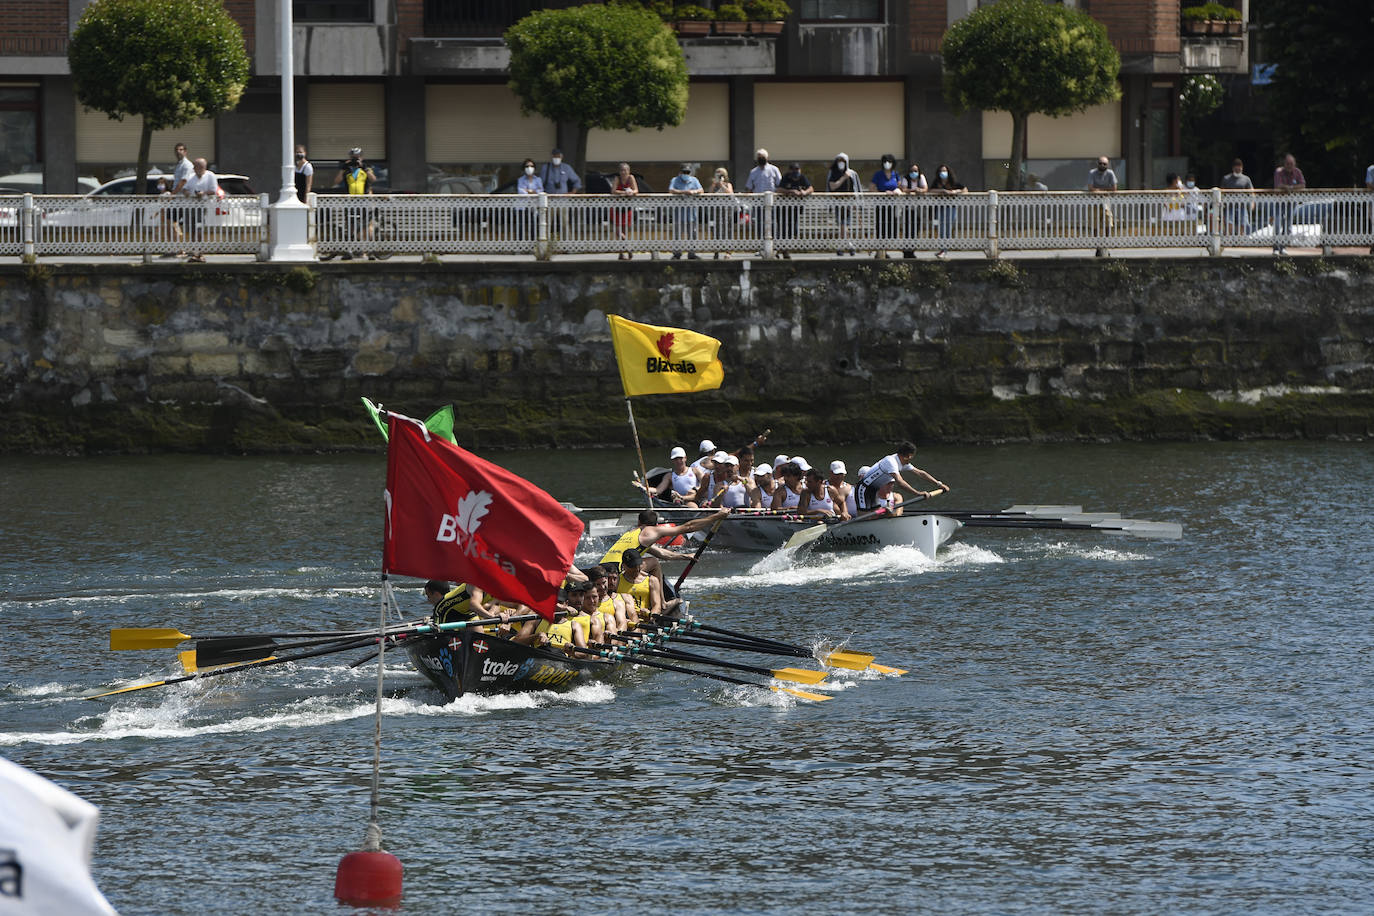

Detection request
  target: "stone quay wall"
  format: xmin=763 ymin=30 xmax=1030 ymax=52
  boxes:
xmin=2 ymin=257 xmax=1372 ymax=454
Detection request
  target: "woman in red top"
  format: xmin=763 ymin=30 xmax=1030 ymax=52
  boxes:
xmin=612 ymin=162 xmax=638 ymax=260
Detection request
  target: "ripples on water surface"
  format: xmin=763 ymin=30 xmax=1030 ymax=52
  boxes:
xmin=2 ymin=443 xmax=1372 ymax=914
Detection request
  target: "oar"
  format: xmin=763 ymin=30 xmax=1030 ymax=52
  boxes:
xmin=111 ymin=626 xmax=374 ymax=651
xmin=92 ymin=615 xmax=548 ymax=698
xmin=673 ymin=508 xmax=729 ymax=593
xmin=589 ymin=645 xmax=831 ymax=702
xmin=642 ymin=617 xmax=885 ymax=672
xmin=86 ymin=634 xmax=383 ymax=700
xmin=606 ymin=633 xmax=826 ymax=685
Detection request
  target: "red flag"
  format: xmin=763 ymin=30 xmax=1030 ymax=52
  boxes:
xmin=382 ymin=415 xmax=583 ymax=618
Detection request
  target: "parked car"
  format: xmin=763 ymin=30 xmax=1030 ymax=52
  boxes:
xmin=40 ymin=173 xmax=260 ymax=230
xmin=0 ymin=172 xmax=102 ymax=195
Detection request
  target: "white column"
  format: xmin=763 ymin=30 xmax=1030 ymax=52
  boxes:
xmin=267 ymin=0 xmax=314 ymax=261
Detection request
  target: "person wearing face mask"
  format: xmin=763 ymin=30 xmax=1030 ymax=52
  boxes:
xmin=776 ymin=161 xmax=812 ymax=258
xmin=827 ymin=153 xmax=861 ymax=256
xmin=1086 ymin=155 xmax=1118 ymax=257
xmin=868 ymin=154 xmax=901 ymax=259
xmin=929 ymin=163 xmax=965 ymax=259
xmin=898 ymin=163 xmax=927 ymax=258
xmin=538 ymin=148 xmax=580 ymax=240
xmin=668 ymin=162 xmax=704 ymax=260
xmin=1182 ymin=172 xmax=1204 ymax=229
xmin=744 ymin=148 xmax=781 ymax=193
xmin=708 ymin=167 xmax=735 ymax=260
xmin=1219 ymin=158 xmax=1255 ymax=235
xmin=293 ymin=145 xmax=313 ymax=203
xmin=515 ymin=157 xmax=544 ymax=241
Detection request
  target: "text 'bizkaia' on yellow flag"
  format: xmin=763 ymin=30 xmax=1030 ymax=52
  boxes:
xmin=607 ymin=315 xmax=725 ymax=397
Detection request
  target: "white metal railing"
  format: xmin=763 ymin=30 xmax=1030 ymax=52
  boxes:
xmin=8 ymin=189 xmax=1373 ymax=260
xmin=21 ymin=193 xmax=268 ymax=259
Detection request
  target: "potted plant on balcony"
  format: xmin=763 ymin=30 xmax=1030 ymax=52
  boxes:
xmin=744 ymin=0 xmax=791 ymax=35
xmin=715 ymin=4 xmax=750 ymax=35
xmin=1182 ymin=3 xmax=1242 ymax=37
xmin=673 ymin=4 xmax=715 ymax=36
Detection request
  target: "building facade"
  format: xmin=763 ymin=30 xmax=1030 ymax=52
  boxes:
xmin=0 ymin=1 xmax=1248 ymax=195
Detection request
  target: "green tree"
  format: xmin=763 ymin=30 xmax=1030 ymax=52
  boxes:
xmin=68 ymin=0 xmax=249 ymax=191
xmin=1253 ymin=0 xmax=1374 ymax=186
xmin=942 ymin=0 xmax=1121 ymax=190
xmin=505 ymin=3 xmax=689 ymax=176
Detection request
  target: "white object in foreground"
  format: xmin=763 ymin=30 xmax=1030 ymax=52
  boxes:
xmin=0 ymin=757 xmax=117 ymax=915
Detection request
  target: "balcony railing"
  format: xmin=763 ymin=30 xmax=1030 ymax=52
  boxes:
xmin=4 ymin=190 xmax=1370 ymax=260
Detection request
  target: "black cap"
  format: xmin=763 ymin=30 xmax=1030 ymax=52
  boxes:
xmin=567 ymin=580 xmax=594 ymax=594
xmin=621 ymin=548 xmax=643 ymax=567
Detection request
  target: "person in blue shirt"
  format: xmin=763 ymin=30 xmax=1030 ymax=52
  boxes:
xmin=515 ymin=157 xmax=544 ymax=241
xmin=868 ymin=154 xmax=901 ymax=259
xmin=668 ymin=163 xmax=704 ymax=260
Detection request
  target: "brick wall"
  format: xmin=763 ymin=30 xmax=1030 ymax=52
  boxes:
xmin=0 ymin=0 xmax=257 ymax=57
xmin=397 ymin=0 xmax=424 ymax=61
xmin=909 ymin=0 xmax=1183 ymax=58
xmin=0 ymin=0 xmax=68 ymax=56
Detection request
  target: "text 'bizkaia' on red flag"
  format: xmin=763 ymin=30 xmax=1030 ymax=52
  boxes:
xmin=607 ymin=314 xmax=724 ymax=397
xmin=382 ymin=414 xmax=583 ymax=618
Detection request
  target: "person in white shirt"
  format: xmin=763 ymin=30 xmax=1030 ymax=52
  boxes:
xmin=826 ymin=460 xmax=853 ymax=520
xmin=183 ymin=158 xmax=218 ymax=263
xmin=855 ymin=441 xmax=948 ymax=512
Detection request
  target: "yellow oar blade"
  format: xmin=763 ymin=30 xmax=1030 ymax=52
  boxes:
xmin=110 ymin=628 xmax=193 ymax=651
xmin=85 ymin=680 xmax=172 ymax=700
xmin=867 ymin=663 xmax=907 ymax=676
xmin=773 ymin=686 xmax=833 ymax=702
xmin=822 ymin=651 xmax=876 ymax=670
xmin=772 ymin=667 xmax=827 ymax=685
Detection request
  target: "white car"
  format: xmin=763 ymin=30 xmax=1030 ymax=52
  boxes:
xmin=39 ymin=173 xmax=262 ymax=230
xmin=0 ymin=172 xmax=101 ymax=195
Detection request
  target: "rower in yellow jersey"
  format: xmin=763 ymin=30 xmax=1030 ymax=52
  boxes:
xmin=600 ymin=507 xmax=730 ymax=566
xmin=616 ymin=549 xmax=663 ymax=621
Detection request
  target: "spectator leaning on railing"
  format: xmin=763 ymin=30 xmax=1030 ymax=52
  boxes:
xmin=1087 ymin=155 xmax=1118 ymax=257
xmin=1272 ymin=153 xmax=1306 ymax=255
xmin=1364 ymin=159 xmax=1373 ymax=254
xmin=1220 ymin=158 xmax=1255 ymax=235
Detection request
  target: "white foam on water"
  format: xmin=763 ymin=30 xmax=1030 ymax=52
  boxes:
xmin=1028 ymin=540 xmax=1151 ymax=562
xmin=5 ymin=583 xmax=375 ymax=608
xmin=6 ymin=681 xmax=69 ymax=698
xmin=693 ymin=542 xmax=1004 ymax=592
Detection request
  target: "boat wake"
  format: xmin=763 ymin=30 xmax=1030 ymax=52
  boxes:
xmin=689 ymin=542 xmax=1005 ymax=591
xmin=1 ymin=678 xmax=618 ymax=747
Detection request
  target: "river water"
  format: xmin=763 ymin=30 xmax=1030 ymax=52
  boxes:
xmin=2 ymin=441 xmax=1371 ymax=915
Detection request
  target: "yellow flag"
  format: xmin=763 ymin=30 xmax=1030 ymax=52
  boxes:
xmin=607 ymin=315 xmax=725 ymax=397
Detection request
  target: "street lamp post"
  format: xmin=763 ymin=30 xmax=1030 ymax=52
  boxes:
xmin=268 ymin=0 xmax=314 ymax=261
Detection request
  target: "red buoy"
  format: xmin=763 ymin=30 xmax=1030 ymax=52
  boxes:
xmin=335 ymin=849 xmax=403 ymax=908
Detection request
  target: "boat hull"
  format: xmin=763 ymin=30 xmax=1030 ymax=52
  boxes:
xmin=649 ymin=498 xmax=963 ymax=559
xmin=406 ymin=626 xmax=613 ymax=702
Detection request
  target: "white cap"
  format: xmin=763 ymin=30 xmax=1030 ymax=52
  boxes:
xmin=698 ymin=439 xmax=715 ymax=454
xmin=713 ymin=451 xmax=730 ymax=463
xmin=858 ymin=466 xmax=871 ymax=477
xmin=830 ymin=460 xmax=847 ymax=475
xmin=723 ymin=455 xmax=739 ymax=466
xmin=753 ymin=466 xmax=772 ymax=477
xmin=793 ymin=456 xmax=812 ymax=472
xmin=772 ymin=455 xmax=790 ymax=469
xmin=669 ymin=446 xmax=686 ymax=459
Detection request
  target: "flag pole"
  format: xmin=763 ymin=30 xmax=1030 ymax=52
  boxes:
xmin=624 ymin=397 xmax=654 ymax=509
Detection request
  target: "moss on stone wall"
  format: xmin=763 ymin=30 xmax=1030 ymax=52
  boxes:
xmin=1 ymin=257 xmax=1371 ymax=454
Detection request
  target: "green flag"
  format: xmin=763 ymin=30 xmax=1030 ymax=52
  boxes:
xmin=361 ymin=398 xmax=457 ymax=445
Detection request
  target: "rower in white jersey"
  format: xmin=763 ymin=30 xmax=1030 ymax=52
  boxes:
xmin=689 ymin=439 xmax=717 ymax=476
xmin=845 ymin=465 xmax=868 ymax=517
xmin=798 ymin=467 xmax=842 ymax=516
xmin=855 ymin=440 xmax=949 ymax=512
xmin=770 ymin=461 xmax=805 ymax=511
xmin=703 ymin=454 xmax=750 ymax=508
xmin=826 ymin=460 xmax=853 ymax=520
xmin=643 ymin=445 xmax=701 ymax=505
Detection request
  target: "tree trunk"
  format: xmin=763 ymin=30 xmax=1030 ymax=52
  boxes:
xmin=136 ymin=120 xmax=153 ymax=195
xmin=1006 ymin=112 xmax=1027 ymax=191
xmin=571 ymin=124 xmax=589 ymax=190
